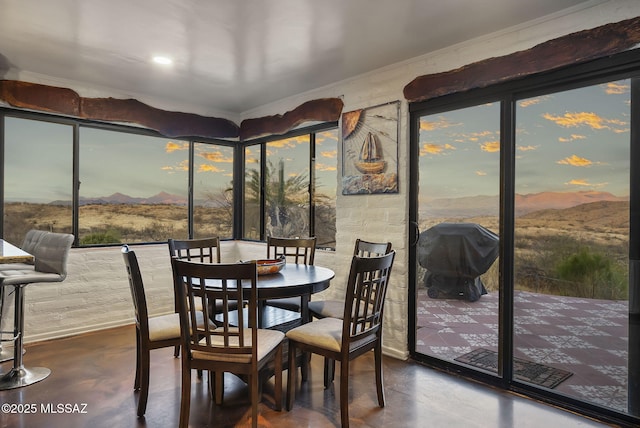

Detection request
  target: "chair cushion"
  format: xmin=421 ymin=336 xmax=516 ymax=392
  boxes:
xmin=148 ymin=313 xmax=182 ymax=342
xmin=192 ymin=328 xmax=284 ymax=363
xmin=286 ymin=317 xmax=377 ymax=353
xmin=0 ymin=267 xmax=64 ymax=285
xmin=308 ymin=300 xmax=344 ymax=319
xmin=286 ymin=317 xmax=344 ymax=352
xmin=148 ymin=311 xmax=211 ymax=342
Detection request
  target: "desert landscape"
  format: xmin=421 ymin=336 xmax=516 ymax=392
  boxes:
xmin=418 ymin=193 xmax=629 ymax=299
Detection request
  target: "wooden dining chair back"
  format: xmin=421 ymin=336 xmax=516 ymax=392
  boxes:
xmin=168 ymin=237 xmax=221 ymax=263
xmin=167 ymin=237 xmax=230 ymax=354
xmin=353 ymin=238 xmax=392 ymax=258
xmin=286 ymin=250 xmax=396 ymax=428
xmin=122 ymin=245 xmax=182 ymax=417
xmin=309 ymin=239 xmax=392 ymax=320
xmin=171 ymin=258 xmax=284 ymax=428
xmin=265 ymin=236 xmax=316 ymax=313
xmin=267 ymin=236 xmax=316 ymax=265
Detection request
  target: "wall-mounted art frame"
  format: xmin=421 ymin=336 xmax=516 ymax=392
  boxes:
xmin=341 ymin=100 xmax=399 ymax=195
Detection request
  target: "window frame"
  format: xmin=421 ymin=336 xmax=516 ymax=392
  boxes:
xmin=238 ymin=121 xmax=338 ymax=244
xmin=408 ymin=49 xmax=640 ymax=426
xmin=0 ymin=107 xmax=337 ymax=248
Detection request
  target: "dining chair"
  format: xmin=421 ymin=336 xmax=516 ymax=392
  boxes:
xmin=285 ymin=250 xmax=396 ymax=428
xmin=0 ymin=231 xmax=74 ymax=390
xmin=308 ymin=239 xmax=392 ymax=386
xmin=171 ymin=258 xmax=284 ymax=428
xmin=308 ymin=239 xmax=392 ymax=320
xmin=264 ymin=236 xmax=316 ymax=314
xmin=121 ymin=245 xmax=210 ymax=417
xmin=168 ymin=237 xmax=237 ymax=354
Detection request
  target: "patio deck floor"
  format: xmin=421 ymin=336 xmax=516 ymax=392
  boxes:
xmin=415 ymin=288 xmax=629 ymax=412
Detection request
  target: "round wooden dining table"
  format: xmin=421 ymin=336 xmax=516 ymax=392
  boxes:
xmin=201 ymin=263 xmax=335 ymax=329
xmin=255 ymin=263 xmax=334 ymax=327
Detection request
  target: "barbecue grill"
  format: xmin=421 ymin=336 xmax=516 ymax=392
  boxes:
xmin=417 ymin=222 xmax=499 ymax=302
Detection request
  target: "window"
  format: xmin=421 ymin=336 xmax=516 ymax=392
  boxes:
xmin=410 ymin=55 xmax=640 ymax=425
xmin=2 ymin=116 xmax=73 ymax=245
xmin=314 ymin=129 xmax=338 ymax=249
xmin=265 ymin=135 xmax=311 ymax=238
xmin=243 ymin=126 xmax=338 ymax=247
xmin=2 ymin=112 xmax=336 ymax=248
xmin=243 ymin=144 xmax=261 ymax=240
xmin=514 ymin=80 xmax=630 ymax=410
xmin=78 ymin=127 xmax=188 ymax=244
xmin=193 ymin=142 xmax=234 ymax=239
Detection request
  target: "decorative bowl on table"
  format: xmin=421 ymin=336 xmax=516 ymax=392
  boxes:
xmin=256 ymin=255 xmax=286 ymax=275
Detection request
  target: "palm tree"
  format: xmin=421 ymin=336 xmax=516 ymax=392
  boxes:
xmin=245 ymin=158 xmax=310 ymax=238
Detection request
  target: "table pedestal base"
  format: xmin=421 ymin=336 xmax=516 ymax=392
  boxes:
xmin=0 ymin=366 xmax=50 ymax=390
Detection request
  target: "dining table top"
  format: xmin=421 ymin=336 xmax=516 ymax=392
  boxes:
xmin=0 ymin=239 xmax=34 ymax=264
xmin=253 ymin=263 xmax=334 ymax=299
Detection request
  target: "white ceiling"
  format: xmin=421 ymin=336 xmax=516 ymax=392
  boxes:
xmin=0 ymin=0 xmax=597 ymax=116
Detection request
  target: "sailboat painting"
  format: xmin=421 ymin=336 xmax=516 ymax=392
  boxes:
xmin=342 ymin=101 xmax=399 ymax=195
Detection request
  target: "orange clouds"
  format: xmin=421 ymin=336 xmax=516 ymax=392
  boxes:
xmin=420 ymin=117 xmax=458 ymax=131
xmin=480 ymin=141 xmax=500 ymax=153
xmin=519 ymin=98 xmax=543 ymax=108
xmin=565 ymin=178 xmax=607 ymax=188
xmin=165 ymin=141 xmax=189 ymax=153
xmin=320 ymin=150 xmax=337 ymax=159
xmin=420 ymin=143 xmax=455 ymax=155
xmin=199 ymin=151 xmax=232 ymax=163
xmin=162 ymin=159 xmax=189 ymax=172
xmin=558 ymin=134 xmax=586 ymax=142
xmin=543 ymin=111 xmax=626 ymax=131
xmin=316 ymin=162 xmax=337 ymax=172
xmin=604 ymin=82 xmax=628 ymax=95
xmin=198 ymin=164 xmax=223 ymax=173
xmin=557 ymin=154 xmax=592 ymax=167
xmin=268 ymin=136 xmax=308 ymax=148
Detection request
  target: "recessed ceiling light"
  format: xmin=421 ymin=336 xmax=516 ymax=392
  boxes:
xmin=152 ymin=56 xmax=173 ymax=65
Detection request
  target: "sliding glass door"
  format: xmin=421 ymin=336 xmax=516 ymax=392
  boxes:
xmin=410 ymin=68 xmax=639 ymax=423
xmin=513 ymin=80 xmax=630 ymax=411
xmin=414 ymin=102 xmax=501 ymax=366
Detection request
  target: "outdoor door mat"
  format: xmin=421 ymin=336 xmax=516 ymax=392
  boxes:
xmin=454 ymin=348 xmax=573 ymax=389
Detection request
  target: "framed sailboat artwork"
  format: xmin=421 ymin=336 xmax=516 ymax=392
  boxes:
xmin=341 ymin=101 xmax=399 ymax=195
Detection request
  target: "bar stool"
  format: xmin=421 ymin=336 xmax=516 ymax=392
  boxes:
xmin=0 ymin=231 xmax=73 ymax=390
xmin=0 ymin=230 xmax=48 ymax=362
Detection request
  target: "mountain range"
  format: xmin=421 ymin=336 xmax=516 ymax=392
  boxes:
xmin=50 ymin=191 xmax=188 ymax=206
xmin=52 ymin=189 xmax=628 ymax=215
xmin=422 ymin=190 xmax=628 ymax=218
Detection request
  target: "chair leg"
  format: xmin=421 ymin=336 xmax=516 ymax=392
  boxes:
xmin=340 ymin=359 xmax=350 ymax=428
xmin=286 ymin=341 xmax=297 ymax=411
xmin=174 ymin=344 xmax=180 ymax=358
xmin=300 ymin=350 xmax=310 ymax=382
xmin=324 ymin=357 xmax=335 ymax=388
xmin=134 ymin=330 xmax=141 ymax=391
xmin=214 ymin=371 xmax=224 ymax=405
xmin=374 ymin=342 xmax=385 ymax=407
xmin=179 ymin=362 xmax=192 ymax=428
xmin=137 ymin=348 xmax=150 ymax=417
xmin=274 ymin=344 xmax=283 ymax=411
xmin=250 ymin=373 xmax=259 ymax=428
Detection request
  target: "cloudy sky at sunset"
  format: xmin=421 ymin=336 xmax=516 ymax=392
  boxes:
xmin=4 ymin=119 xmax=338 ymax=203
xmin=418 ymin=79 xmax=630 ymax=201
